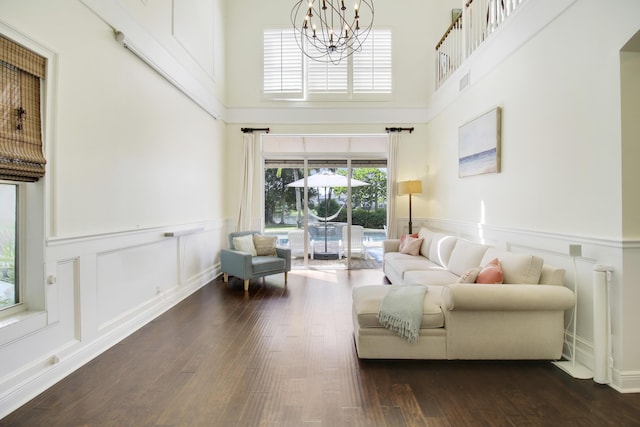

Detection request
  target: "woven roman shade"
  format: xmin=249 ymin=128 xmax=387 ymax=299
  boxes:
xmin=0 ymin=34 xmax=47 ymax=182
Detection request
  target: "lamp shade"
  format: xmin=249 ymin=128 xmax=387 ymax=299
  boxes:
xmin=397 ymin=180 xmax=423 ymax=195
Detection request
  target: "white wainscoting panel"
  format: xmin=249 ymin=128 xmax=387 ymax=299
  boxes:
xmin=179 ymin=229 xmax=219 ymax=286
xmin=96 ymin=239 xmax=178 ymax=329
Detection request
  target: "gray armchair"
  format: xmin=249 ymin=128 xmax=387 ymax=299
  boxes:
xmin=220 ymin=231 xmax=291 ymax=291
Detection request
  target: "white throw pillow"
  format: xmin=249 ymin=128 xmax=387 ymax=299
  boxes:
xmin=456 ymin=267 xmax=482 ymax=283
xmin=428 ymin=233 xmax=458 ymax=267
xmin=480 ymin=248 xmax=543 ymax=284
xmin=447 ymin=239 xmax=490 ymax=277
xmin=233 ymin=234 xmax=257 ymax=255
xmin=417 ymin=227 xmax=435 ymax=257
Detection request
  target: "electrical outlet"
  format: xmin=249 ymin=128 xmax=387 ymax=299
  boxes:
xmin=569 ymin=244 xmax=582 ymax=257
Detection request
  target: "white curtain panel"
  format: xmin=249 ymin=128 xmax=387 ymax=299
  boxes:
xmin=386 ymin=131 xmax=399 ymax=239
xmin=236 ymin=132 xmax=255 ymax=231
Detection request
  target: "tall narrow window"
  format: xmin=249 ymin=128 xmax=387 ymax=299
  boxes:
xmin=0 ymin=34 xmax=47 ymax=315
xmin=0 ymin=183 xmax=17 ymax=309
xmin=353 ymin=29 xmax=392 ymax=93
xmin=263 ymin=29 xmax=304 ymax=99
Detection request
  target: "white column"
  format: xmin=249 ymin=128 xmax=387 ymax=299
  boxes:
xmin=593 ymin=264 xmax=613 ymax=384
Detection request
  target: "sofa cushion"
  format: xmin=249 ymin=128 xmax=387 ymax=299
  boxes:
xmin=352 ymin=285 xmax=444 ymax=329
xmin=384 ymin=252 xmax=441 ymax=271
xmin=417 ymin=227 xmax=436 ymax=257
xmin=251 ymin=256 xmax=285 ymax=274
xmin=476 ymin=258 xmax=504 ymax=284
xmin=428 ymin=234 xmax=458 ymax=267
xmin=481 ymin=248 xmax=543 ymax=284
xmin=399 ymin=237 xmax=423 ymax=255
xmin=447 ymin=239 xmax=490 ymax=276
xmin=539 ymin=264 xmax=566 ymax=286
xmin=404 ymin=269 xmax=460 ymax=286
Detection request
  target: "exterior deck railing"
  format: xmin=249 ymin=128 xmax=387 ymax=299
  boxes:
xmin=436 ymin=0 xmax=527 ymax=89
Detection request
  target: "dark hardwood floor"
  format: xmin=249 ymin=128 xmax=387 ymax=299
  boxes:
xmin=3 ymin=268 xmax=640 ymax=426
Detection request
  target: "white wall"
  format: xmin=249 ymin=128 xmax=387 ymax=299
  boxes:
xmin=0 ymin=0 xmax=226 ymax=417
xmin=621 ymin=46 xmax=640 ymax=239
xmin=620 ymin=35 xmax=640 ymax=386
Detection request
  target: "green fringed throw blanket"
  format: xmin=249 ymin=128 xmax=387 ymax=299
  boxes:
xmin=376 ymin=285 xmax=428 ymax=343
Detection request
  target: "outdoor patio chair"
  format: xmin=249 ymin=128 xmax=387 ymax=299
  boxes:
xmin=288 ymin=229 xmax=314 ymax=259
xmin=341 ymin=225 xmax=367 ymax=259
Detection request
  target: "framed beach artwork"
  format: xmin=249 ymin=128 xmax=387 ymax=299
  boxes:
xmin=458 ymin=107 xmax=502 ymax=178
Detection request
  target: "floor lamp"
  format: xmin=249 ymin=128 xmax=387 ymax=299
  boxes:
xmin=398 ymin=180 xmax=422 ymax=234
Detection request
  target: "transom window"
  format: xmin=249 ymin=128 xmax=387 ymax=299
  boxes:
xmin=263 ymin=28 xmax=392 ymax=100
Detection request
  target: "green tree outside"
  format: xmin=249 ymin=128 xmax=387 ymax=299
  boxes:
xmin=264 ymin=167 xmax=387 ymax=229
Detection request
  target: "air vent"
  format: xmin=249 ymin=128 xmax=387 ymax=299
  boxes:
xmin=459 ymin=72 xmax=470 ymax=92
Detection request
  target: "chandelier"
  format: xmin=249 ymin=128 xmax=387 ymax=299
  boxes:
xmin=291 ymin=0 xmax=374 ymax=65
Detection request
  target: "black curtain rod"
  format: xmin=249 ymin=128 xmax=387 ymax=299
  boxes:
xmin=386 ymin=127 xmax=414 ymax=133
xmin=241 ymin=127 xmax=270 ymax=133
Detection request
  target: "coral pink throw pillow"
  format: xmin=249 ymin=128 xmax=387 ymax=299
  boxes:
xmin=399 ymin=237 xmax=423 ymax=255
xmin=400 ymin=233 xmax=419 ymax=244
xmin=476 ymin=258 xmax=504 ymax=284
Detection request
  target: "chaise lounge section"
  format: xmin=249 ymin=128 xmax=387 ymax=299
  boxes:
xmin=352 ymin=227 xmax=576 ymax=360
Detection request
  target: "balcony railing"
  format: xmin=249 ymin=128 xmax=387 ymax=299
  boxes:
xmin=436 ymin=0 xmax=527 ymax=89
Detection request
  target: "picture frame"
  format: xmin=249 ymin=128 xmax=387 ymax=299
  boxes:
xmin=458 ymin=107 xmax=502 ymax=178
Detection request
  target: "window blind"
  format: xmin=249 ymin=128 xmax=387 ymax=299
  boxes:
xmin=263 ymin=29 xmax=303 ymax=97
xmin=263 ymin=29 xmax=392 ymax=98
xmin=0 ymin=35 xmax=47 ymax=182
xmin=265 ymin=159 xmax=387 ymax=168
xmin=307 ymin=58 xmax=348 ymax=93
xmin=353 ymin=29 xmax=392 ymax=93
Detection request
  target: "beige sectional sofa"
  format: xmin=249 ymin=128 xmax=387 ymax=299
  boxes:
xmin=352 ymin=227 xmax=576 ymax=360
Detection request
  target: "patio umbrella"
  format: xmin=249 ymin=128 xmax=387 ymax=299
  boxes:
xmin=287 ymin=171 xmax=369 ymax=258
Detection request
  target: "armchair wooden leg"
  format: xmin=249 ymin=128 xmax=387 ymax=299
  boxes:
xmin=284 ymin=271 xmax=288 ymax=284
xmin=223 ymin=273 xmax=228 ymax=283
xmin=244 ymin=279 xmax=249 ymax=291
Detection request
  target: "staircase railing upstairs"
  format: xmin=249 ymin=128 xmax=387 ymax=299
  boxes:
xmin=436 ymin=0 xmax=527 ymax=89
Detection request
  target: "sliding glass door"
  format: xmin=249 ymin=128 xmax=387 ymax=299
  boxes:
xmin=264 ymin=160 xmax=387 ymax=270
